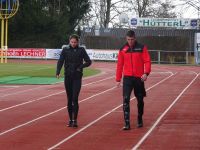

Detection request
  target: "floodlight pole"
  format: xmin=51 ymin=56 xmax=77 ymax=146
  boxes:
xmin=1 ymin=19 xmax=4 ymax=63
xmin=0 ymin=0 xmax=19 ymax=63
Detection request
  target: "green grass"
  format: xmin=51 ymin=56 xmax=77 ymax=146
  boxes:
xmin=0 ymin=63 xmax=100 ymax=78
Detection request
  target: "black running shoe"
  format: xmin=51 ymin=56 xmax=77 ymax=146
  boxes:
xmin=122 ymin=124 xmax=130 ymax=130
xmin=137 ymin=118 xmax=143 ymax=128
xmin=67 ymin=120 xmax=73 ymax=127
xmin=72 ymin=120 xmax=78 ymax=128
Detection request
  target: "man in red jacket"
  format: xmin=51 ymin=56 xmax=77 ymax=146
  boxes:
xmin=116 ymin=30 xmax=151 ymax=130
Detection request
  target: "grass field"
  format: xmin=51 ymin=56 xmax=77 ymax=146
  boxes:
xmin=0 ymin=63 xmax=100 ymax=84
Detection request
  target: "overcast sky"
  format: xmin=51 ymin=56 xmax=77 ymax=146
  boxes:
xmin=120 ymin=0 xmax=200 ymax=19
xmin=173 ymin=0 xmax=199 ymax=18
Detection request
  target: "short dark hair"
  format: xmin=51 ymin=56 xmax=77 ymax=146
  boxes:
xmin=69 ymin=34 xmax=79 ymax=41
xmin=126 ymin=30 xmax=135 ymax=37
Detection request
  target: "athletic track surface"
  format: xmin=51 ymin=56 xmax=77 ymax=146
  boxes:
xmin=0 ymin=60 xmax=200 ymax=150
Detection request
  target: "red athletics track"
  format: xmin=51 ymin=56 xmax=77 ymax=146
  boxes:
xmin=0 ymin=60 xmax=199 ymax=150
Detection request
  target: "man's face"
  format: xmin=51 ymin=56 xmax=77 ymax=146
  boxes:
xmin=70 ymin=38 xmax=78 ymax=48
xmin=126 ymin=36 xmax=135 ymax=47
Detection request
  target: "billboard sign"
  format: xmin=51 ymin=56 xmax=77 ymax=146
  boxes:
xmin=130 ymin=18 xmax=198 ymax=29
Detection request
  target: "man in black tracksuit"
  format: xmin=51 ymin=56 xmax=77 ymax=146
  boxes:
xmin=56 ymin=34 xmax=92 ymax=128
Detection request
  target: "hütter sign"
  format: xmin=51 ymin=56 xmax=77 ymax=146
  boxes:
xmin=130 ymin=18 xmax=198 ymax=29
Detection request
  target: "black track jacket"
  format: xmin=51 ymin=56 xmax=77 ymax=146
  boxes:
xmin=56 ymin=45 xmax=92 ymax=78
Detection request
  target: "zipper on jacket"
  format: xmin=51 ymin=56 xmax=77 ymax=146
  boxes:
xmin=130 ymin=48 xmax=134 ymax=76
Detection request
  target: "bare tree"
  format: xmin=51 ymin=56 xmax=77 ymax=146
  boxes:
xmin=81 ymin=0 xmax=178 ymax=28
xmin=129 ymin=0 xmax=157 ymax=17
xmin=154 ymin=0 xmax=177 ymax=18
xmin=175 ymin=0 xmax=200 ymax=18
xmin=81 ymin=0 xmax=130 ymax=28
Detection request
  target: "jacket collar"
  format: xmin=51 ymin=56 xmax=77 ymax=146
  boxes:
xmin=69 ymin=45 xmax=79 ymax=49
xmin=121 ymin=41 xmax=138 ymax=52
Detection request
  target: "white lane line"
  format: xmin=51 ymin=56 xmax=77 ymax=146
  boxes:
xmin=0 ymin=76 xmax=114 ymax=112
xmin=47 ymin=72 xmax=175 ymax=150
xmin=0 ymin=86 xmax=21 ymax=92
xmin=53 ymin=71 xmax=107 ymax=84
xmin=0 ymin=85 xmax=52 ymax=98
xmin=0 ymin=86 xmax=20 ymax=88
xmin=0 ymin=72 xmax=174 ymax=137
xmin=0 ymin=86 xmax=116 ymax=136
xmin=0 ymin=74 xmax=113 ymax=98
xmin=150 ymin=71 xmax=173 ymax=74
xmin=131 ymin=73 xmax=200 ymax=150
xmin=82 ymin=76 xmax=114 ymax=87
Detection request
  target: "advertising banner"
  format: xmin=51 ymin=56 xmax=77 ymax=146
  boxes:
xmin=45 ymin=49 xmax=94 ymax=60
xmin=130 ymin=18 xmax=198 ymax=29
xmin=46 ymin=49 xmax=62 ymax=59
xmin=5 ymin=48 xmax=119 ymax=61
xmin=91 ymin=49 xmax=118 ymax=61
xmin=7 ymin=48 xmax=46 ymax=58
xmin=46 ymin=49 xmax=118 ymax=61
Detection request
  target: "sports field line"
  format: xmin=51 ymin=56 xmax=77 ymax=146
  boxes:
xmin=150 ymin=71 xmax=174 ymax=74
xmin=0 ymin=76 xmax=114 ymax=112
xmin=0 ymin=71 xmax=173 ymax=137
xmin=0 ymin=85 xmax=53 ymax=98
xmin=131 ymin=72 xmax=200 ymax=150
xmin=0 ymin=75 xmax=114 ymax=98
xmin=47 ymin=72 xmax=175 ymax=150
xmin=0 ymin=86 xmax=21 ymax=92
xmin=0 ymin=86 xmax=20 ymax=88
xmin=0 ymin=85 xmax=117 ymax=136
xmin=53 ymin=71 xmax=107 ymax=84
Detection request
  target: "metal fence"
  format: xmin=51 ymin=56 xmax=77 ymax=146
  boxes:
xmin=149 ymin=50 xmax=195 ymax=64
xmin=81 ymin=28 xmax=197 ymax=51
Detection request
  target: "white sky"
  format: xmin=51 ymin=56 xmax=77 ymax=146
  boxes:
xmin=123 ymin=0 xmax=200 ymax=19
xmin=173 ymin=0 xmax=199 ymax=19
xmin=89 ymin=0 xmax=200 ymax=28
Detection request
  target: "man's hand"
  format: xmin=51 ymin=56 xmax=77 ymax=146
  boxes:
xmin=56 ymin=74 xmax=61 ymax=79
xmin=116 ymin=81 xmax=121 ymax=87
xmin=77 ymin=68 xmax=81 ymax=72
xmin=141 ymin=74 xmax=148 ymax=82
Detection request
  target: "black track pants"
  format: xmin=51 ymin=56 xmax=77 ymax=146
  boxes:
xmin=123 ymin=76 xmax=146 ymax=124
xmin=64 ymin=76 xmax=82 ymax=121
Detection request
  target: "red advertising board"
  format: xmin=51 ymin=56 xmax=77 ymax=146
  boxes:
xmin=4 ymin=48 xmax=46 ymax=58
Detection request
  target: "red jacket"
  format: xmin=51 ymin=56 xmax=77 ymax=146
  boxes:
xmin=116 ymin=42 xmax=151 ymax=82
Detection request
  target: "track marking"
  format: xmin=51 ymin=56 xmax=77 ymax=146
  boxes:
xmin=0 ymin=86 xmax=20 ymax=88
xmin=0 ymin=86 xmax=116 ymax=136
xmin=53 ymin=71 xmax=107 ymax=84
xmin=131 ymin=73 xmax=200 ymax=150
xmin=0 ymin=75 xmax=114 ymax=99
xmin=0 ymin=86 xmax=21 ymax=92
xmin=47 ymin=72 xmax=175 ymax=150
xmin=150 ymin=71 xmax=174 ymax=74
xmin=0 ymin=72 xmax=173 ymax=137
xmin=0 ymin=76 xmax=114 ymax=112
xmin=0 ymin=74 xmax=114 ymax=98
xmin=0 ymin=85 xmax=53 ymax=98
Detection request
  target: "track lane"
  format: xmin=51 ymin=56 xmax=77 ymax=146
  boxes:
xmin=48 ymin=72 xmax=196 ymax=150
xmin=135 ymin=73 xmax=200 ymax=150
xmin=0 ymin=76 xmax=114 ymax=111
xmin=1 ymin=62 xmax=198 ymax=150
xmin=0 ymin=72 xmax=172 ymax=150
xmin=0 ymin=77 xmax=116 ymax=133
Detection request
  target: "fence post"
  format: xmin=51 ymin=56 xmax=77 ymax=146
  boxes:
xmin=158 ymin=51 xmax=161 ymax=64
xmin=186 ymin=51 xmax=188 ymax=64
